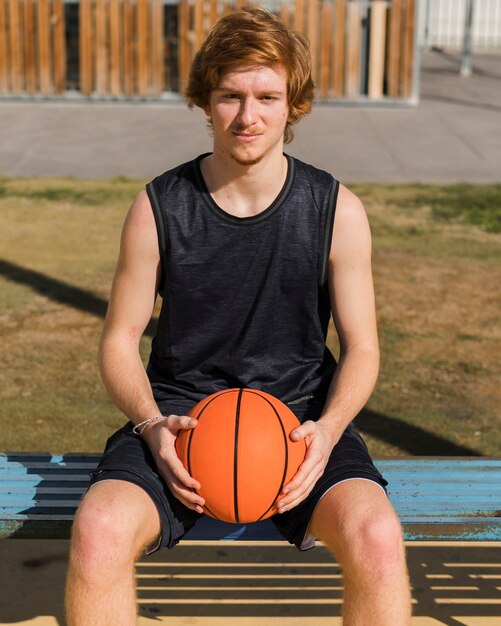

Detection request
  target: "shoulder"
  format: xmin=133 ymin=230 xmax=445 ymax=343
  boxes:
xmin=124 ymin=189 xmax=153 ymax=230
xmin=119 ymin=190 xmax=159 ymax=262
xmin=336 ymin=184 xmax=367 ymax=223
xmin=331 ymin=184 xmax=372 ymax=260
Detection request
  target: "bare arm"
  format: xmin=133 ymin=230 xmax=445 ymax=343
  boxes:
xmin=99 ymin=190 xmax=204 ymax=512
xmin=99 ymin=190 xmax=162 ymax=422
xmin=317 ymin=183 xmax=379 ymax=440
xmin=278 ymin=184 xmax=379 ymax=511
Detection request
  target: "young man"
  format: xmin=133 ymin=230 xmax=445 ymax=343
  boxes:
xmin=66 ymin=8 xmax=412 ymax=625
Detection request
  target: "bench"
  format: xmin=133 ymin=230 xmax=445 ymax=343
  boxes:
xmin=1 ymin=454 xmax=500 ymax=541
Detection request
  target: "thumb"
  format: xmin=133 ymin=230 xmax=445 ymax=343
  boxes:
xmin=290 ymin=420 xmax=316 ymax=441
xmin=169 ymin=414 xmax=198 ymax=431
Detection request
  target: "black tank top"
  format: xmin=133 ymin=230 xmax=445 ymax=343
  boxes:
xmin=145 ymin=153 xmax=339 ymax=406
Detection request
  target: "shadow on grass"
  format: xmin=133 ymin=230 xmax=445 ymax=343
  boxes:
xmin=356 ymin=408 xmax=482 ymax=457
xmin=0 ymin=258 xmax=482 ymax=457
xmin=0 ymin=258 xmax=158 ymax=337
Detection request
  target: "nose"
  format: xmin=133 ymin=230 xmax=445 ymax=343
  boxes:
xmin=237 ymin=97 xmax=258 ymax=128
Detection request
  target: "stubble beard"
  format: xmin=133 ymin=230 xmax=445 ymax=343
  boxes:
xmin=230 ymin=152 xmax=264 ymax=167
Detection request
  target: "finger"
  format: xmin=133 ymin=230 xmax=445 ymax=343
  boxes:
xmin=158 ymin=449 xmax=201 ymax=491
xmin=282 ymin=447 xmax=323 ymax=494
xmin=161 ymin=465 xmax=205 ymax=513
xmin=167 ymin=414 xmax=198 ymax=432
xmin=277 ymin=466 xmax=324 ymax=512
xmin=289 ymin=419 xmax=317 ymax=442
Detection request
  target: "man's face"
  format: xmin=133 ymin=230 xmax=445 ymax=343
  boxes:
xmin=205 ymin=64 xmax=289 ymax=166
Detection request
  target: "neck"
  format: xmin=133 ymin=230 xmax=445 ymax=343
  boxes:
xmin=200 ymin=149 xmax=288 ymax=218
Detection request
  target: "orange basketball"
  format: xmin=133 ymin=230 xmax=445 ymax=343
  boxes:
xmin=175 ymin=388 xmax=306 ymax=523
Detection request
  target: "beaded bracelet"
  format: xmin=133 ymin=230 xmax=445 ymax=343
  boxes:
xmin=132 ymin=415 xmax=168 ymax=437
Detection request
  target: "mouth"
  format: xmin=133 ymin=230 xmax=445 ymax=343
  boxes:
xmin=232 ymin=131 xmax=262 ymax=142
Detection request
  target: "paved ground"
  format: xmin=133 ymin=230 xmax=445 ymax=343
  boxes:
xmin=0 ymin=50 xmax=500 ymax=183
xmin=1 ymin=540 xmax=500 ymax=625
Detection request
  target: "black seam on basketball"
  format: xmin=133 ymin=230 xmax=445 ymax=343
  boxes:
xmin=203 ymin=503 xmax=218 ymax=519
xmin=186 ymin=425 xmax=194 ymax=478
xmin=233 ymin=389 xmax=244 ymax=524
xmin=245 ymin=390 xmax=289 ymax=522
xmin=189 ymin=389 xmax=240 ymax=420
xmin=186 ymin=389 xmax=239 ymax=515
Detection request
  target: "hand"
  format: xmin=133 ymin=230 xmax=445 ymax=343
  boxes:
xmin=276 ymin=420 xmax=337 ymax=514
xmin=141 ymin=415 xmax=205 ymax=513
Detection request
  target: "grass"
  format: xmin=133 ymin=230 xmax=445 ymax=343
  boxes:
xmin=0 ymin=178 xmax=500 ymax=456
xmin=410 ymin=184 xmax=501 ymax=233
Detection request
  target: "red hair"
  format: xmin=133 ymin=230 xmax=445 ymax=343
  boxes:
xmin=185 ymin=8 xmax=314 ymax=143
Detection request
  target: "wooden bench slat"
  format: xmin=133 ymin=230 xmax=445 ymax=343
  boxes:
xmin=1 ymin=455 xmax=500 ymax=541
xmin=0 ymin=453 xmax=101 ymax=463
xmin=1 ymin=479 xmax=498 ymax=496
xmin=2 ymin=515 xmax=498 ymax=542
xmin=3 ymin=455 xmax=500 ymax=468
xmin=3 ymin=500 xmax=499 ymax=514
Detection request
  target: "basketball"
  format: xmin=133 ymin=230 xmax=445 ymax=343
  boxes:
xmin=175 ymin=388 xmax=307 ymax=523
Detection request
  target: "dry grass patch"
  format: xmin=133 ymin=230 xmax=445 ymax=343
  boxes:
xmin=0 ymin=178 xmax=499 ymax=456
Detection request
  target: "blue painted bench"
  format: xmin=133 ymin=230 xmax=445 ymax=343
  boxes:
xmin=1 ymin=454 xmax=500 ymax=541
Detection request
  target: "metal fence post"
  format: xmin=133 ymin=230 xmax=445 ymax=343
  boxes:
xmin=460 ymin=0 xmax=474 ymax=76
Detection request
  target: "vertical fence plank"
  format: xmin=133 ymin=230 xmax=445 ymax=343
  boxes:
xmin=151 ymin=0 xmax=164 ymax=95
xmin=319 ymin=0 xmax=331 ymax=98
xmin=194 ymin=0 xmax=205 ymax=50
xmin=387 ymin=0 xmax=401 ymax=98
xmin=294 ymin=0 xmax=304 ymax=32
xmin=109 ymin=0 xmax=121 ymax=95
xmin=307 ymin=0 xmax=318 ymax=84
xmin=178 ymin=0 xmax=190 ymax=95
xmin=333 ymin=0 xmax=346 ymax=97
xmin=95 ymin=0 xmax=109 ymax=95
xmin=38 ymin=0 xmax=52 ymax=93
xmin=137 ymin=0 xmax=149 ymax=95
xmin=345 ymin=0 xmax=361 ymax=98
xmin=8 ymin=0 xmax=22 ymax=92
xmin=23 ymin=0 xmax=36 ymax=93
xmin=53 ymin=0 xmax=67 ymax=93
xmin=209 ymin=0 xmax=218 ymax=28
xmin=123 ymin=0 xmax=134 ymax=95
xmin=79 ymin=0 xmax=93 ymax=95
xmin=368 ymin=0 xmax=386 ymax=99
xmin=0 ymin=0 xmax=8 ymax=92
xmin=401 ymin=0 xmax=415 ymax=97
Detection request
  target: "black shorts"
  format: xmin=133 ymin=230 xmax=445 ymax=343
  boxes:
xmin=88 ymin=395 xmax=388 ymax=553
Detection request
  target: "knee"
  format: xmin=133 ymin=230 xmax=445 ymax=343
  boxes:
xmin=340 ymin=510 xmax=405 ymax=579
xmin=69 ymin=499 xmax=138 ymax=581
xmin=360 ymin=511 xmax=404 ymax=569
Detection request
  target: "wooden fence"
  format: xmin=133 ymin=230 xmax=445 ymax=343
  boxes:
xmin=0 ymin=0 xmax=66 ymax=94
xmin=179 ymin=0 xmax=417 ymax=99
xmin=0 ymin=0 xmax=418 ymax=101
xmin=79 ymin=0 xmax=165 ymax=96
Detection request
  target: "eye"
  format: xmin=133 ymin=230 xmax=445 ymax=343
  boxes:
xmin=223 ymin=93 xmax=240 ymax=100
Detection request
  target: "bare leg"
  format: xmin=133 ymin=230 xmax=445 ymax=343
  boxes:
xmin=309 ymin=479 xmax=412 ymax=626
xmin=65 ymin=480 xmax=161 ymax=626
